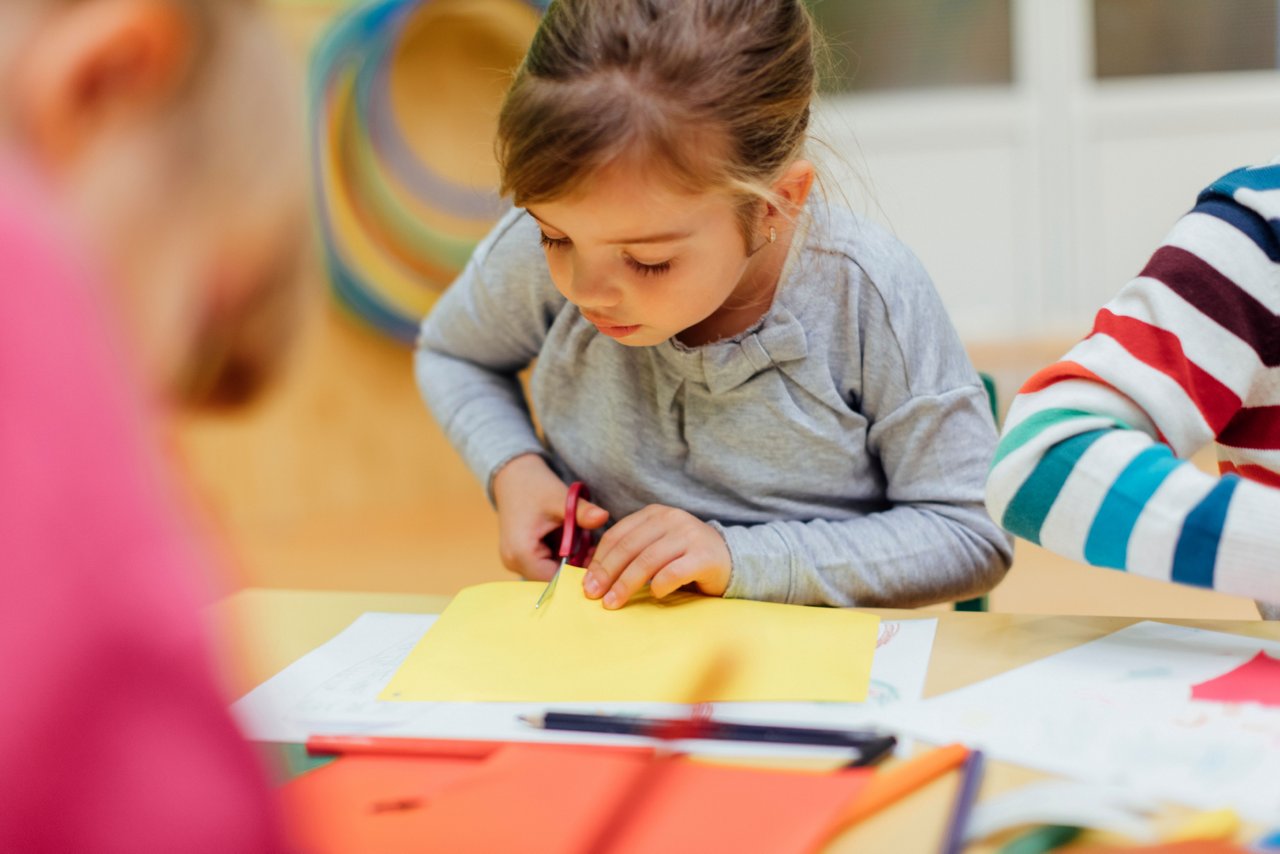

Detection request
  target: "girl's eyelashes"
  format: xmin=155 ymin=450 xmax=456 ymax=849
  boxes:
xmin=625 ymin=256 xmax=672 ymax=277
xmin=539 ymin=232 xmax=571 ymax=250
xmin=539 ymin=230 xmax=671 ymax=276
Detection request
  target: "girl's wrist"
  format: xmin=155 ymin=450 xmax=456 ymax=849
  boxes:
xmin=493 ymin=453 xmax=552 ymax=505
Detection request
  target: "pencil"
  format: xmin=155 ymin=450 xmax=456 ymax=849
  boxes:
xmin=520 ymin=710 xmax=889 ymax=749
xmin=938 ymin=749 xmax=985 ymax=854
xmin=304 ymin=734 xmax=653 ymax=760
xmin=833 ymin=742 xmax=970 ymax=829
xmin=306 ymin=735 xmax=503 ymax=759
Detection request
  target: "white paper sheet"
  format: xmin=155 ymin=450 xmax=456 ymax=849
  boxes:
xmin=232 ymin=612 xmax=935 ymax=759
xmin=891 ymin=620 xmax=1280 ymax=822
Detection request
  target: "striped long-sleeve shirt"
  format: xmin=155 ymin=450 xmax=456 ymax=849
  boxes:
xmin=987 ymin=163 xmax=1280 ymax=605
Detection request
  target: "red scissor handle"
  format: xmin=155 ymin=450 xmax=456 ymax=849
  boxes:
xmin=558 ymin=481 xmax=594 ymax=566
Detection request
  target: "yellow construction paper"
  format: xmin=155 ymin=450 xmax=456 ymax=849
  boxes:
xmin=379 ymin=566 xmax=880 ymax=703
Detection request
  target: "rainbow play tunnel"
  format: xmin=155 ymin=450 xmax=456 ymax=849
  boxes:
xmin=311 ymin=0 xmax=544 ymax=342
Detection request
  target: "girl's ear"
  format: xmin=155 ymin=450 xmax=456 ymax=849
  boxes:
xmin=14 ymin=0 xmax=194 ymax=168
xmin=770 ymin=159 xmax=817 ymax=217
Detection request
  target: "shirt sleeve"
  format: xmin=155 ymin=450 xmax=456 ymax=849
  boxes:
xmin=720 ymin=239 xmax=1014 ymax=607
xmin=415 ymin=208 xmax=566 ymax=499
xmin=985 ymin=166 xmax=1280 ymax=603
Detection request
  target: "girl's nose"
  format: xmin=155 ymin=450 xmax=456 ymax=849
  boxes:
xmin=567 ymin=259 xmax=621 ymax=309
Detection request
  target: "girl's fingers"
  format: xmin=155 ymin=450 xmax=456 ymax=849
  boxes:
xmin=582 ymin=511 xmax=645 ymax=593
xmin=523 ymin=555 xmax=562 ymax=582
xmin=574 ymin=499 xmax=610 ymax=530
xmin=648 ymin=557 xmax=703 ymax=599
xmin=503 ymin=513 xmax=561 ymax=579
xmin=516 ymin=533 xmax=560 ymax=581
xmin=602 ymin=538 xmax=687 ymax=609
xmin=584 ymin=508 xmax=661 ymax=598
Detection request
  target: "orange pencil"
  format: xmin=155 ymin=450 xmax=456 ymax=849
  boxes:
xmin=833 ymin=742 xmax=970 ymax=829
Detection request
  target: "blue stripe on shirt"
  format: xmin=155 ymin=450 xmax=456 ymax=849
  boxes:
xmin=1169 ymin=475 xmax=1238 ymax=590
xmin=1083 ymin=444 xmax=1180 ymax=569
xmin=1191 ymin=197 xmax=1280 ymax=263
xmin=1002 ymin=430 xmax=1108 ymax=546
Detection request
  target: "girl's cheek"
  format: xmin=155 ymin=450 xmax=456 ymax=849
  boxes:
xmin=543 ymin=252 xmax=572 ymax=297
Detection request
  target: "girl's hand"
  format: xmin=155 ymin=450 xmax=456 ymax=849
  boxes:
xmin=583 ymin=505 xmax=731 ymax=609
xmin=492 ymin=455 xmax=609 ymax=581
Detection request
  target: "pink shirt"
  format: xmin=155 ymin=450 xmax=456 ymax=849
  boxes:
xmin=0 ymin=155 xmax=288 ymax=852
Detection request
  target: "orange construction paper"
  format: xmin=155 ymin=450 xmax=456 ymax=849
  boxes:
xmin=599 ymin=756 xmax=872 ymax=854
xmin=281 ymin=744 xmax=872 ymax=854
xmin=281 ymin=754 xmax=482 ymax=854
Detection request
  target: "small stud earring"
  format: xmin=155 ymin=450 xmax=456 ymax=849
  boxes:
xmin=769 ymin=226 xmax=777 ymax=244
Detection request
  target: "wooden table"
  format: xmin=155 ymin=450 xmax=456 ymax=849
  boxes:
xmin=214 ymin=590 xmax=1280 ymax=853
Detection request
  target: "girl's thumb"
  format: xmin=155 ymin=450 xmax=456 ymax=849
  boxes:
xmin=575 ymin=500 xmax=609 ymax=529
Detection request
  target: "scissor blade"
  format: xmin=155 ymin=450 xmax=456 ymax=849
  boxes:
xmin=534 ymin=560 xmax=567 ymax=610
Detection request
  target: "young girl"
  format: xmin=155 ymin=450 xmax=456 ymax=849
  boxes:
xmin=417 ymin=0 xmax=1012 ymax=609
xmin=1 ymin=0 xmax=302 ymax=849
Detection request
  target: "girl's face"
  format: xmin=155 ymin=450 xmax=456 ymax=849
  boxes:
xmin=527 ymin=160 xmax=786 ymax=347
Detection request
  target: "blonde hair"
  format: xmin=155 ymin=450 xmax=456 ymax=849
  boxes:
xmin=0 ymin=0 xmax=302 ymax=410
xmin=496 ymin=0 xmax=817 ymax=243
xmin=165 ymin=0 xmax=307 ymax=409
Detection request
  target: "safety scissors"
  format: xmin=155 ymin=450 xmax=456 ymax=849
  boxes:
xmin=534 ymin=481 xmax=594 ymax=610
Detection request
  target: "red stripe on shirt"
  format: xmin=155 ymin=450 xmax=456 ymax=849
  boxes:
xmin=1091 ymin=309 xmax=1241 ymax=434
xmin=1218 ymin=460 xmax=1280 ymax=488
xmin=1219 ymin=405 xmax=1280 ymax=450
xmin=1019 ymin=361 xmax=1106 ymax=395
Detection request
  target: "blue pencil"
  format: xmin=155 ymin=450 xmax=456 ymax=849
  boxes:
xmin=938 ymin=749 xmax=985 ymax=854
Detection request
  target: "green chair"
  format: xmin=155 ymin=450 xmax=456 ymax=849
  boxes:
xmin=954 ymin=372 xmax=1000 ymax=613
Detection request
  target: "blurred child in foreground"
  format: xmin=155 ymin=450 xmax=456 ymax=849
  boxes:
xmin=0 ymin=0 xmax=306 ymax=850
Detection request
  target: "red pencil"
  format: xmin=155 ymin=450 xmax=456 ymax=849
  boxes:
xmin=305 ymin=734 xmax=653 ymax=760
xmin=306 ymin=735 xmax=506 ymax=759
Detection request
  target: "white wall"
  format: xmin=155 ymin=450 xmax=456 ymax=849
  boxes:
xmin=814 ymin=0 xmax=1280 ymax=344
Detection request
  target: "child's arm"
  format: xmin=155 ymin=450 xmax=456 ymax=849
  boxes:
xmin=415 ymin=209 xmax=558 ymax=500
xmin=712 ymin=384 xmax=1012 ymax=607
xmin=417 ymin=210 xmax=613 ymax=579
xmin=986 ymin=165 xmax=1280 ymax=604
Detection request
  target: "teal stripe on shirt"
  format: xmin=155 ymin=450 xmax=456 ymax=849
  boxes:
xmin=1083 ymin=444 xmax=1181 ymax=570
xmin=992 ymin=408 xmax=1097 ymax=470
xmin=1170 ymin=475 xmax=1239 ymax=589
xmin=1002 ymin=429 xmax=1109 ymax=545
xmin=1207 ymin=164 xmax=1280 ymax=197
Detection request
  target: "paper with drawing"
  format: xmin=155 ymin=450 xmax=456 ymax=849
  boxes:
xmin=892 ymin=621 xmax=1280 ymax=822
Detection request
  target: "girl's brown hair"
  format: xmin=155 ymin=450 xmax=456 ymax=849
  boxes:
xmin=496 ymin=0 xmax=817 ymax=242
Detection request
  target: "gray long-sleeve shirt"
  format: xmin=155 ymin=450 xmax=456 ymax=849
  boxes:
xmin=415 ymin=201 xmax=1013 ymax=607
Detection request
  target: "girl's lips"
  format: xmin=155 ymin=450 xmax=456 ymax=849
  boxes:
xmin=582 ymin=312 xmax=640 ymax=338
xmin=595 ymin=323 xmax=641 ymax=339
